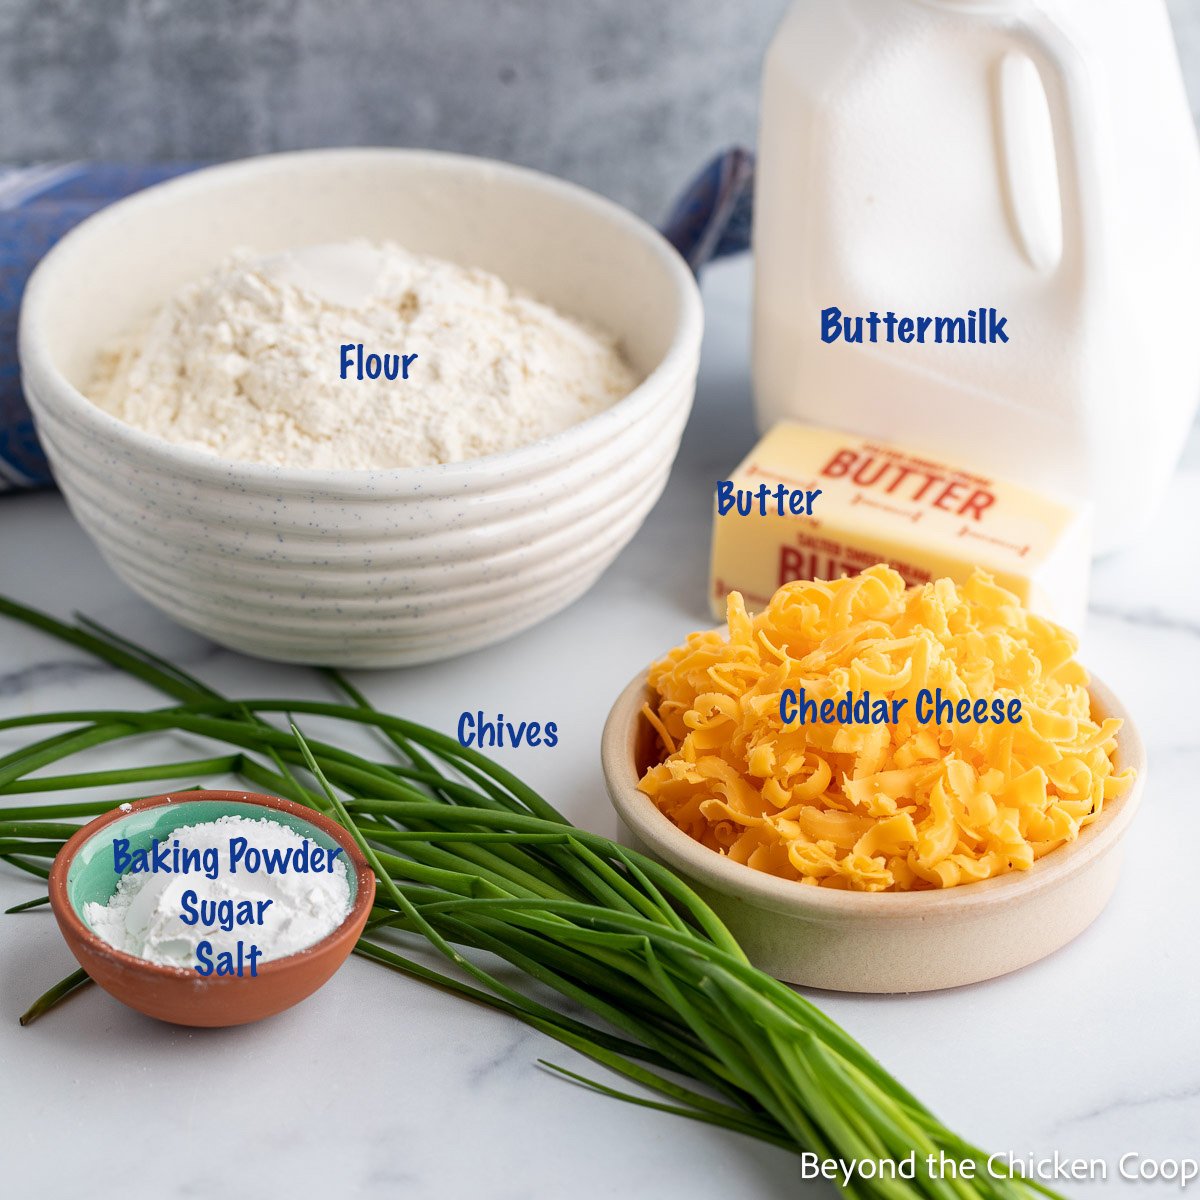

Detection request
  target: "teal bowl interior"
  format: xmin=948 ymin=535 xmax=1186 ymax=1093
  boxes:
xmin=68 ymin=800 xmax=358 ymax=928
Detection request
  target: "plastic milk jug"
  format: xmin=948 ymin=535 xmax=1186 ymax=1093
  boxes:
xmin=754 ymin=0 xmax=1200 ymax=553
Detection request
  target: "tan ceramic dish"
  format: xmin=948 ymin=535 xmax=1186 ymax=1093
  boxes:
xmin=49 ymin=790 xmax=375 ymax=1026
xmin=602 ymin=672 xmax=1145 ymax=993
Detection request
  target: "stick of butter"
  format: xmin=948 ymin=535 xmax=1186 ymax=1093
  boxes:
xmin=710 ymin=422 xmax=1091 ymax=630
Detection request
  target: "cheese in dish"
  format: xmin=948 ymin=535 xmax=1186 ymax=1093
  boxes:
xmin=638 ymin=565 xmax=1133 ymax=892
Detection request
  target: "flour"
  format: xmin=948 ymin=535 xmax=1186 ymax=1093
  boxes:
xmin=88 ymin=239 xmax=638 ymax=469
xmin=83 ymin=815 xmax=352 ymax=969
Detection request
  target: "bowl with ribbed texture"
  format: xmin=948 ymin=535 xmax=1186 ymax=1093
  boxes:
xmin=18 ymin=149 xmax=703 ymax=666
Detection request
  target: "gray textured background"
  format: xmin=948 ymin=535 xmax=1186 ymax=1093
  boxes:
xmin=1 ymin=0 xmax=1197 ymax=221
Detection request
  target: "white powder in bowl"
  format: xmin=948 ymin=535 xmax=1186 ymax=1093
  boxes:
xmin=88 ymin=239 xmax=639 ymax=469
xmin=83 ymin=815 xmax=352 ymax=969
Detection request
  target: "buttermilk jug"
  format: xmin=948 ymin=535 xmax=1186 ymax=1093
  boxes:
xmin=754 ymin=0 xmax=1200 ymax=552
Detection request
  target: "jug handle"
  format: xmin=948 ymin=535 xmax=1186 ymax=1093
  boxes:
xmin=1005 ymin=10 xmax=1102 ymax=287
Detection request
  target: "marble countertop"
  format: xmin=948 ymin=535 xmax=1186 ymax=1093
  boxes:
xmin=0 ymin=256 xmax=1196 ymax=1200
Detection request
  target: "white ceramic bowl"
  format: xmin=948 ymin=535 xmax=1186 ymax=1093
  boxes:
xmin=603 ymin=672 xmax=1145 ymax=993
xmin=19 ymin=149 xmax=703 ymax=666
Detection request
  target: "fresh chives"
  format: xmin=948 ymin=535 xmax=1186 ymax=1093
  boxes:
xmin=0 ymin=594 xmax=1058 ymax=1199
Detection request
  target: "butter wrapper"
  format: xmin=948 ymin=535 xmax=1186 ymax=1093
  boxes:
xmin=710 ymin=422 xmax=1091 ymax=632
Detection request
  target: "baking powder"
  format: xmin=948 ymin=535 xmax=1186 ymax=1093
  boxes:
xmin=83 ymin=815 xmax=352 ymax=968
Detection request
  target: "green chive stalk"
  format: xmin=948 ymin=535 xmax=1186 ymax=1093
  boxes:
xmin=0 ymin=595 xmax=1057 ymax=1200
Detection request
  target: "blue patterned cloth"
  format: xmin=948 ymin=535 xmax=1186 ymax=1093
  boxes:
xmin=0 ymin=150 xmax=754 ymax=493
xmin=661 ymin=145 xmax=754 ymax=272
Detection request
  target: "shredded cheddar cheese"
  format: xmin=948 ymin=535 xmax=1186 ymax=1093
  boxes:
xmin=639 ymin=565 xmax=1133 ymax=891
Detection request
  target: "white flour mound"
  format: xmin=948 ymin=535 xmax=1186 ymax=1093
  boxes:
xmin=88 ymin=239 xmax=638 ymax=469
xmin=83 ymin=815 xmax=352 ymax=969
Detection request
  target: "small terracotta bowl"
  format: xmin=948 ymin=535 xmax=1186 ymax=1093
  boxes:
xmin=49 ymin=790 xmax=375 ymax=1026
xmin=603 ymin=673 xmax=1146 ymax=993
